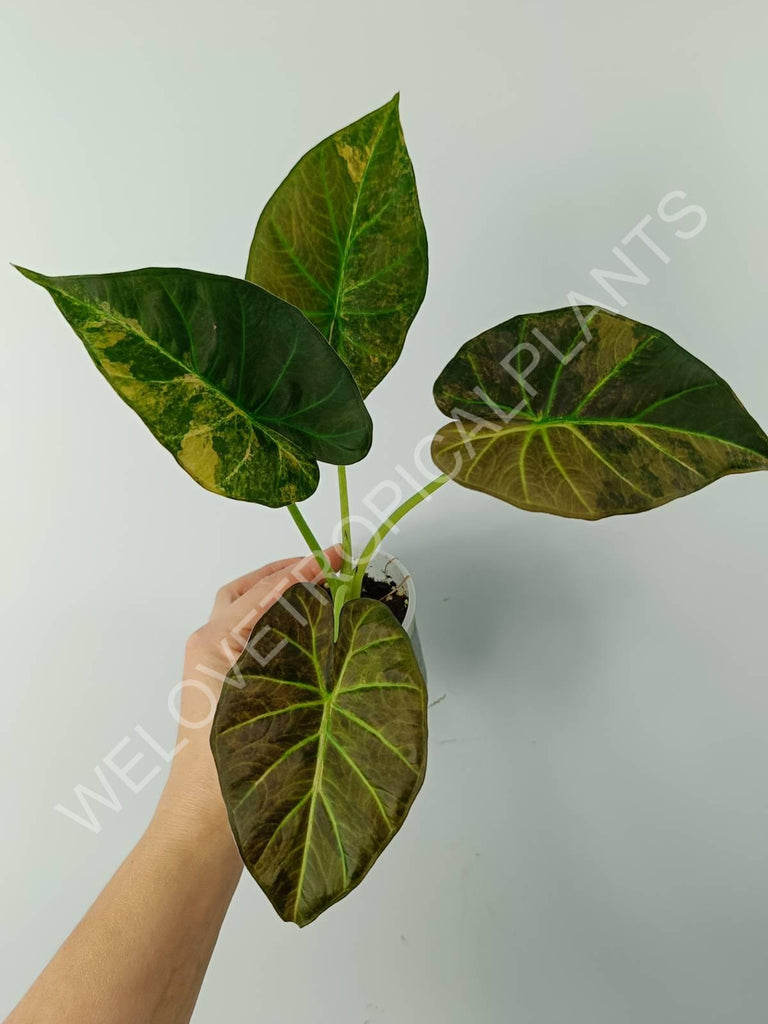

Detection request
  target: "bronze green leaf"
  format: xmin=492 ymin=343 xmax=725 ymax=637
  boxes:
xmin=211 ymin=584 xmax=428 ymax=926
xmin=432 ymin=306 xmax=768 ymax=519
xmin=19 ymin=266 xmax=372 ymax=507
xmin=246 ymin=95 xmax=428 ymax=396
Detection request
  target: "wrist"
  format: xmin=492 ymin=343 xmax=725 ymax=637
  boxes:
xmin=152 ymin=768 xmax=242 ymax=868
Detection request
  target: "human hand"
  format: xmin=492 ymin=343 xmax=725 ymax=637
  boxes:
xmin=4 ymin=554 xmax=348 ymax=1024
xmin=154 ymin=547 xmax=342 ymax=848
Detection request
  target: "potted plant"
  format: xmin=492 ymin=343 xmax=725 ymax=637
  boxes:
xmin=19 ymin=96 xmax=768 ymax=927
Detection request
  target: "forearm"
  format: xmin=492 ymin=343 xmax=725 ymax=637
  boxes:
xmin=6 ymin=554 xmax=337 ymax=1024
xmin=6 ymin=789 xmax=242 ymax=1024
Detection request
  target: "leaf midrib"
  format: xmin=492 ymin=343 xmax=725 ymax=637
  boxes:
xmin=326 ymin=107 xmax=392 ymax=353
xmin=286 ymin=602 xmax=416 ymax=918
xmin=293 ymin=698 xmax=333 ymax=920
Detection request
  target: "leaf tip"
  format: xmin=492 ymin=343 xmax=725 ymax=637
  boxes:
xmin=12 ymin=264 xmax=41 ymax=284
xmin=387 ymin=92 xmax=402 ymax=121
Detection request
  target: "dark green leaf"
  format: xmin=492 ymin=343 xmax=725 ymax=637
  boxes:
xmin=432 ymin=306 xmax=768 ymax=519
xmin=246 ymin=94 xmax=428 ymax=396
xmin=211 ymin=584 xmax=428 ymax=926
xmin=19 ymin=266 xmax=372 ymax=507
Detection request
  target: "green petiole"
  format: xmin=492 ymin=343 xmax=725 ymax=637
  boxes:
xmin=350 ymin=474 xmax=450 ymax=599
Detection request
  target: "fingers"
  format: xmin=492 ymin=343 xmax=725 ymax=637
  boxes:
xmin=320 ymin=543 xmax=344 ymax=574
xmin=211 ymin=545 xmax=343 ymax=619
xmin=210 ymin=556 xmax=306 ymax=616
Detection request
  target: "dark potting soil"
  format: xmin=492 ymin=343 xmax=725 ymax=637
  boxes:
xmin=361 ymin=575 xmax=409 ymax=625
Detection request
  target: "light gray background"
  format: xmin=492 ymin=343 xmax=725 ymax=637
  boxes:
xmin=2 ymin=1 xmax=767 ymax=1021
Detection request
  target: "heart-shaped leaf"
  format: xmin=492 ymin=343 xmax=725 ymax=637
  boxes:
xmin=432 ymin=306 xmax=768 ymax=519
xmin=246 ymin=95 xmax=428 ymax=396
xmin=211 ymin=584 xmax=428 ymax=926
xmin=20 ymin=266 xmax=372 ymax=507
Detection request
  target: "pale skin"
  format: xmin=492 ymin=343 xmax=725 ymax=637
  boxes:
xmin=5 ymin=547 xmax=342 ymax=1024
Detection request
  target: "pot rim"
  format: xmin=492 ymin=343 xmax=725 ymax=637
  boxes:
xmin=363 ymin=548 xmax=416 ymax=634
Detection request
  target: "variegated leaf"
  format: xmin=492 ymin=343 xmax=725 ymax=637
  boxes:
xmin=246 ymin=95 xmax=428 ymax=396
xmin=20 ymin=266 xmax=372 ymax=507
xmin=432 ymin=306 xmax=768 ymax=519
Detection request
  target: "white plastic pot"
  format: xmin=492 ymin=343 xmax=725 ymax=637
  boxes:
xmin=363 ymin=549 xmax=426 ymax=679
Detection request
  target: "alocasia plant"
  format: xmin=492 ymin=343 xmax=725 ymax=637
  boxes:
xmin=21 ymin=94 xmax=768 ymax=926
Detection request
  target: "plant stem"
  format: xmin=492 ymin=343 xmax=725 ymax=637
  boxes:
xmin=332 ymin=578 xmax=349 ymax=642
xmin=337 ymin=466 xmax=353 ymax=583
xmin=350 ymin=474 xmax=450 ymax=599
xmin=287 ymin=503 xmax=336 ymax=587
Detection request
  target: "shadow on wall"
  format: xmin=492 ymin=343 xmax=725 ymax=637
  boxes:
xmin=392 ymin=510 xmax=604 ymax=705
